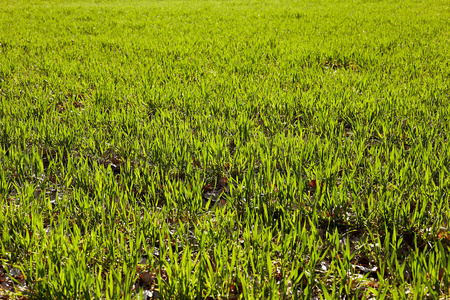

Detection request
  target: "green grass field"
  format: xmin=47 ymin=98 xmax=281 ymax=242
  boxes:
xmin=1 ymin=0 xmax=450 ymax=298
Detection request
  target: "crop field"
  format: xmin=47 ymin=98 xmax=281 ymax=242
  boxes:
xmin=1 ymin=0 xmax=450 ymax=298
